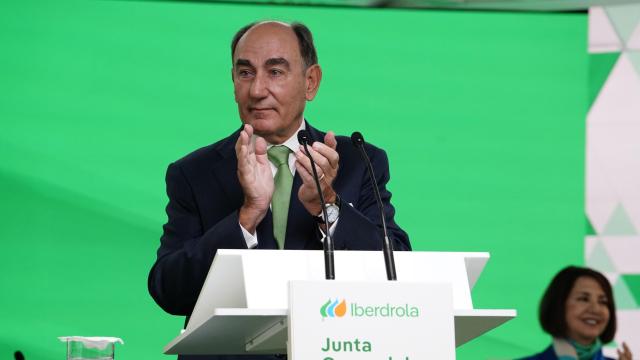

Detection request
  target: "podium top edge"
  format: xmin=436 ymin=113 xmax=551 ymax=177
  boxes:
xmin=217 ymin=249 xmax=491 ymax=257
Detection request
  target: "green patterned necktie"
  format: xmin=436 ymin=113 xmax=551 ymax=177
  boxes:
xmin=267 ymin=145 xmax=293 ymax=249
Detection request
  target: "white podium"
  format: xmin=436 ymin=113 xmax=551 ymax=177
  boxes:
xmin=164 ymin=250 xmax=516 ymax=357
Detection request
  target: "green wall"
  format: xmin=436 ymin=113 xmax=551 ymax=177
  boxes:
xmin=0 ymin=0 xmax=587 ymax=359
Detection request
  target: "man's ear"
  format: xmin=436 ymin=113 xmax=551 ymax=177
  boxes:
xmin=305 ymin=64 xmax=322 ymax=101
xmin=231 ymin=67 xmax=235 ymax=82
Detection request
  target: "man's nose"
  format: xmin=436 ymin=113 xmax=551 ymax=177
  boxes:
xmin=249 ymin=73 xmax=268 ymax=98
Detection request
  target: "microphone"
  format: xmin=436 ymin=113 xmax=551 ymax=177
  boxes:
xmin=351 ymin=131 xmax=397 ymax=281
xmin=297 ymin=130 xmax=335 ymax=280
xmin=296 ymin=130 xmax=309 ymax=146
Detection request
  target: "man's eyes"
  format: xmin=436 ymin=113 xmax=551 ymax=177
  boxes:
xmin=236 ymin=68 xmax=285 ymax=78
xmin=237 ymin=69 xmax=254 ymax=77
xmin=269 ymin=68 xmax=285 ymax=76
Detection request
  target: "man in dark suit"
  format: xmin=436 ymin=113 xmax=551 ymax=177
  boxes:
xmin=148 ymin=21 xmax=410 ymax=360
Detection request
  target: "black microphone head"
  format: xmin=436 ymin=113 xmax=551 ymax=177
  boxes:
xmin=351 ymin=131 xmax=364 ymax=147
xmin=14 ymin=351 xmax=25 ymax=360
xmin=297 ymin=130 xmax=310 ymax=145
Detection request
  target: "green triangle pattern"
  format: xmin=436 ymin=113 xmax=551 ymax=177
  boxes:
xmin=613 ymin=276 xmax=639 ymax=309
xmin=629 ymin=51 xmax=640 ymax=78
xmin=585 ymin=214 xmax=598 ymax=236
xmin=605 ymin=5 xmax=640 ymax=44
xmin=588 ymin=52 xmax=620 ymax=109
xmin=603 ymin=203 xmax=638 ymax=235
xmin=586 ymin=240 xmax=616 ymax=272
xmin=621 ymin=274 xmax=640 ymax=307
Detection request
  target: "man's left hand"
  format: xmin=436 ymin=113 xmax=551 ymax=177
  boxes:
xmin=295 ymin=131 xmax=339 ymax=216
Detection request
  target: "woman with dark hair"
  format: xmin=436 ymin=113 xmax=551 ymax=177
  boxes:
xmin=519 ymin=266 xmax=632 ymax=360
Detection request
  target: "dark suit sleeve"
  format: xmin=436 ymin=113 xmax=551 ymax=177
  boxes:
xmin=333 ymin=146 xmax=411 ymax=252
xmin=148 ymin=162 xmax=247 ymax=315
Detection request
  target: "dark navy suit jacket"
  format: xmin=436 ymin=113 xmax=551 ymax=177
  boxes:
xmin=148 ymin=123 xmax=411 ymax=360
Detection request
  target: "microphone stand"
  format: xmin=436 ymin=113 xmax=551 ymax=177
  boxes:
xmin=298 ymin=130 xmax=335 ymax=280
xmin=351 ymin=131 xmax=397 ymax=281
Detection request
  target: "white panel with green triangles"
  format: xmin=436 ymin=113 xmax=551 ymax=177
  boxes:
xmin=587 ymin=2 xmax=640 ymax=357
xmin=590 ymin=4 xmax=640 ymax=52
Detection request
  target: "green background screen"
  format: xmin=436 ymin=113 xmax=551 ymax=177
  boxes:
xmin=0 ymin=1 xmax=587 ymax=359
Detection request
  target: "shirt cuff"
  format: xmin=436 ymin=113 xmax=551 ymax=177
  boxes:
xmin=239 ymin=222 xmax=258 ymax=249
xmin=318 ymin=218 xmax=339 ymax=242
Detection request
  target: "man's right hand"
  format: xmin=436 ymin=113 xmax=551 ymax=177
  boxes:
xmin=235 ymin=124 xmax=274 ymax=234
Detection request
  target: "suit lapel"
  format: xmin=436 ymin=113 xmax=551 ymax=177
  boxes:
xmin=210 ymin=130 xmax=244 ymax=208
xmin=306 ymin=121 xmax=326 ymax=144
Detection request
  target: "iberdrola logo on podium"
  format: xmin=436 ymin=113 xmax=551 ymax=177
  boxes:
xmin=320 ymin=299 xmax=347 ymax=318
xmin=320 ymin=298 xmax=421 ymax=319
